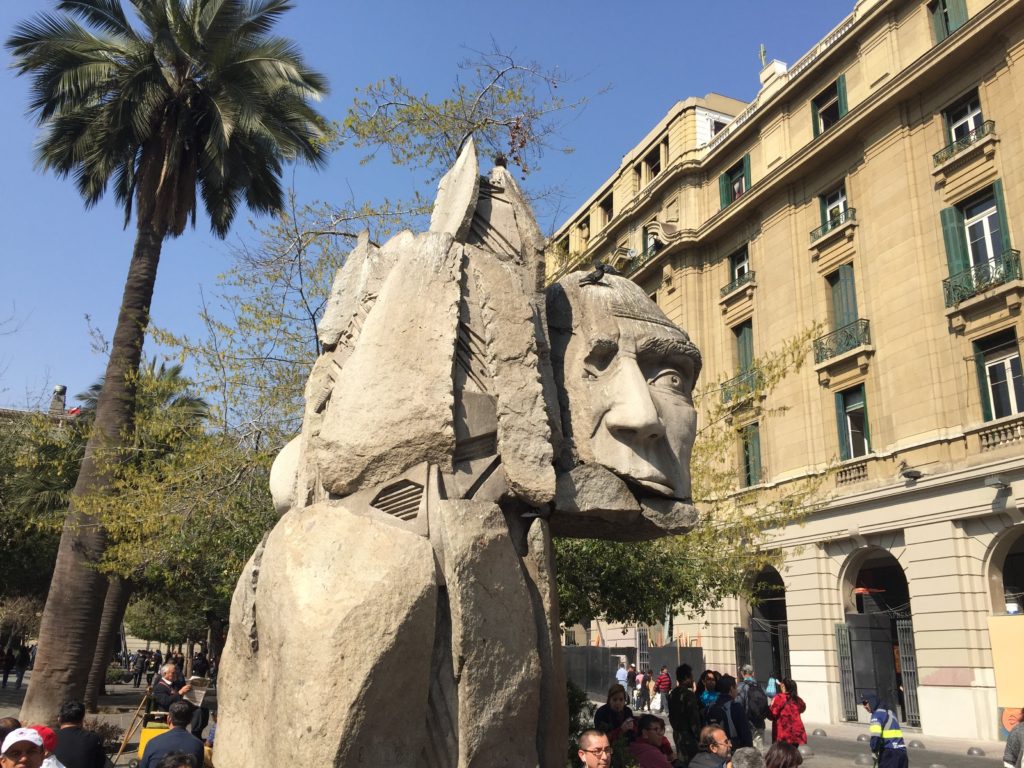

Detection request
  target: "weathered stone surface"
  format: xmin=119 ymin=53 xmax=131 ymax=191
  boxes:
xmin=314 ymin=231 xmax=461 ymax=496
xmin=268 ymin=436 xmax=300 ymax=514
xmin=215 ymin=501 xmax=437 ymax=768
xmin=317 ymin=229 xmax=393 ymax=349
xmin=470 ymin=245 xmax=555 ymax=508
xmin=430 ymin=136 xmax=480 ymax=242
xmin=553 ymin=463 xmax=642 ymax=520
xmin=436 ymin=499 xmax=541 ymax=768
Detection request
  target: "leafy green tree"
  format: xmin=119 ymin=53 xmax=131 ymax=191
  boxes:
xmin=554 ymin=329 xmax=829 ymax=627
xmin=6 ymin=0 xmax=328 ymax=722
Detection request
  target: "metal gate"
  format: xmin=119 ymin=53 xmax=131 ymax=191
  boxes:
xmin=895 ymin=616 xmax=921 ymax=727
xmin=735 ymin=627 xmax=751 ymax=669
xmin=637 ymin=626 xmax=650 ymax=672
xmin=835 ymin=623 xmax=859 ymax=720
xmin=778 ymin=623 xmax=791 ymax=680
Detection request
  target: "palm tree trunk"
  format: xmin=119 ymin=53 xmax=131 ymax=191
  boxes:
xmin=20 ymin=220 xmax=164 ymax=724
xmin=85 ymin=577 xmax=134 ymax=712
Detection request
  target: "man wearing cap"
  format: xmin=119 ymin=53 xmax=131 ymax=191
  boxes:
xmin=139 ymin=702 xmax=204 ymax=768
xmin=1 ymin=727 xmax=45 ymax=768
xmin=861 ymin=691 xmax=908 ymax=768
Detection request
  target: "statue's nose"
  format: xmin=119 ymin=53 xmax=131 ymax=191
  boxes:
xmin=603 ymin=360 xmax=665 ymax=442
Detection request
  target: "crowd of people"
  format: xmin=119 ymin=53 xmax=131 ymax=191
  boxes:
xmin=585 ymin=662 xmax=807 ymax=768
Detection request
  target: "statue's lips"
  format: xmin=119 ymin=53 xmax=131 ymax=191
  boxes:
xmin=621 ymin=473 xmax=675 ymax=498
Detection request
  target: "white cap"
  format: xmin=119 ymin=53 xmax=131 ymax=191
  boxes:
xmin=1 ymin=727 xmax=44 ymax=755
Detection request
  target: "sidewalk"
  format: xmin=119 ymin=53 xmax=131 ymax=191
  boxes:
xmin=803 ymin=718 xmax=1006 ymax=759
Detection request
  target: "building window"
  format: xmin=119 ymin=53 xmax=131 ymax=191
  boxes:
xmin=812 ymin=75 xmax=848 ymax=137
xmin=741 ymin=422 xmax=762 ymax=487
xmin=821 ymin=184 xmax=848 ymax=225
xmin=719 ymin=154 xmax=751 ymax=209
xmin=929 ymin=0 xmax=968 ymax=42
xmin=598 ymin=193 xmax=614 ymax=228
xmin=734 ymin=320 xmax=753 ymax=373
xmin=712 ymin=119 xmax=728 ymax=136
xmin=827 ymin=264 xmax=859 ymax=330
xmin=941 ymin=182 xmax=1011 ymax=276
xmin=974 ymin=330 xmax=1024 ymax=421
xmin=730 ymin=247 xmax=750 ymax=282
xmin=945 ymin=92 xmax=983 ymax=143
xmin=644 ymin=144 xmax=662 ymax=184
xmin=835 ymin=385 xmax=870 ymax=460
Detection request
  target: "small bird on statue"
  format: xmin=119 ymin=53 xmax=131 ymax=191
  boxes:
xmin=579 ymin=259 xmax=623 ymax=286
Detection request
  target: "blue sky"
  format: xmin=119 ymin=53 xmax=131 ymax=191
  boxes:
xmin=0 ymin=0 xmax=851 ymax=409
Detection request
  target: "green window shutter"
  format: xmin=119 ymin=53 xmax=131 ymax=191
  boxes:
xmin=948 ymin=0 xmax=968 ymax=32
xmin=812 ymin=99 xmax=821 ymax=138
xmin=835 ymin=392 xmax=850 ymax=460
xmin=720 ymin=173 xmax=730 ymax=209
xmin=930 ymin=2 xmax=947 ymax=42
xmin=819 ymin=194 xmax=829 ymax=227
xmin=940 ymin=206 xmax=970 ymax=275
xmin=993 ymin=179 xmax=1012 ymax=253
xmin=837 ymin=74 xmax=848 ymax=118
xmin=746 ymin=424 xmax=762 ymax=486
xmin=830 ymin=264 xmax=859 ymax=328
xmin=972 ymin=341 xmax=993 ymax=421
xmin=742 ymin=154 xmax=752 ymax=191
xmin=736 ymin=322 xmax=754 ymax=372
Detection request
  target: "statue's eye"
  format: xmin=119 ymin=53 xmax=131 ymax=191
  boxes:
xmin=649 ymin=369 xmax=690 ymax=396
xmin=583 ymin=338 xmax=618 ymax=378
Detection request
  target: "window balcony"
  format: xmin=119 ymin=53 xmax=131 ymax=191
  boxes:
xmin=720 ymin=270 xmax=756 ymax=298
xmin=624 ymin=242 xmax=661 ymax=276
xmin=721 ymin=368 xmax=764 ymax=404
xmin=933 ymin=120 xmax=995 ymax=166
xmin=809 ymin=208 xmax=857 ymax=244
xmin=814 ymin=319 xmax=871 ymax=364
xmin=942 ymin=250 xmax=1022 ymax=307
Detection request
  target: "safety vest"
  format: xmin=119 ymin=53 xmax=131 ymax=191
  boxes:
xmin=869 ymin=709 xmax=906 ymax=750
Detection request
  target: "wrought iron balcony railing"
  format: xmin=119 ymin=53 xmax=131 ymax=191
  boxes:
xmin=720 ymin=270 xmax=756 ymax=298
xmin=809 ymin=208 xmax=857 ymax=243
xmin=721 ymin=368 xmax=764 ymax=404
xmin=625 ymin=242 xmax=660 ymax=276
xmin=933 ymin=120 xmax=995 ymax=166
xmin=814 ymin=318 xmax=871 ymax=364
xmin=942 ymin=249 xmax=1021 ymax=307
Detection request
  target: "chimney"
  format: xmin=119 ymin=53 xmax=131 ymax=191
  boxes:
xmin=49 ymin=384 xmax=67 ymax=416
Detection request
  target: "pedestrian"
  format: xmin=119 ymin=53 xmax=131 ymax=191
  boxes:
xmin=737 ymin=664 xmax=770 ymax=753
xmin=594 ymin=684 xmax=635 ymax=744
xmin=138 ymin=703 xmax=204 ymax=768
xmin=705 ymin=674 xmax=753 ymax=749
xmin=767 ymin=678 xmax=806 ymax=745
xmin=861 ymin=692 xmax=907 ymax=768
xmin=628 ymin=714 xmax=674 ymax=768
xmin=133 ymin=652 xmax=147 ymax=688
xmin=1004 ymin=706 xmax=1024 ymax=768
xmin=29 ymin=725 xmax=65 ymax=768
xmin=53 ymin=700 xmax=106 ymax=768
xmin=577 ymin=729 xmax=612 ymax=768
xmin=733 ymin=746 xmax=767 ymax=768
xmin=668 ymin=664 xmax=701 ymax=765
xmin=615 ymin=662 xmax=628 ymax=688
xmin=626 ymin=664 xmax=638 ymax=708
xmin=14 ymin=648 xmax=30 ymax=690
xmin=698 ymin=670 xmax=719 ymax=709
xmin=636 ymin=668 xmax=650 ymax=712
xmin=764 ymin=741 xmax=803 ymax=768
xmin=688 ymin=725 xmax=731 ymax=768
xmin=1 ymin=727 xmax=46 ymax=768
xmin=654 ymin=666 xmax=672 ymax=714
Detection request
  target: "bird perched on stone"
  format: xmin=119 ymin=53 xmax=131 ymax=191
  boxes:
xmin=579 ymin=259 xmax=623 ymax=286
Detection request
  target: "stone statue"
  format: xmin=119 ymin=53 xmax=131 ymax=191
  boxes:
xmin=215 ymin=139 xmax=701 ymax=768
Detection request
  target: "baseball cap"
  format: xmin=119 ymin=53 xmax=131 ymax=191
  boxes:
xmin=1 ymin=727 xmax=44 ymax=755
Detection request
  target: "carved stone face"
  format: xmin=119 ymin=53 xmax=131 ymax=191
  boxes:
xmin=548 ymin=275 xmax=701 ymax=502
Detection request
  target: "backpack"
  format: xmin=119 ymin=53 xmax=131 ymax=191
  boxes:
xmin=704 ymin=701 xmax=737 ymax=739
xmin=743 ymin=680 xmax=769 ymax=721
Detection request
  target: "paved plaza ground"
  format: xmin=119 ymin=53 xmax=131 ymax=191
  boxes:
xmin=2 ymin=672 xmax=1010 ymax=766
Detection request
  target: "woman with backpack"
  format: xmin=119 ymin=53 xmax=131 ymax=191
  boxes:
xmin=767 ymin=677 xmax=807 ymax=745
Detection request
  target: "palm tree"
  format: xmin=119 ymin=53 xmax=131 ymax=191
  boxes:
xmin=6 ymin=0 xmax=327 ymax=722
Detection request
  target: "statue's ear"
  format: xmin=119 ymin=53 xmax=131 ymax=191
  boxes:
xmin=429 ymin=135 xmax=480 ymax=241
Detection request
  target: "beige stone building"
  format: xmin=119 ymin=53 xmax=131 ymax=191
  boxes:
xmin=549 ymin=0 xmax=1024 ymax=740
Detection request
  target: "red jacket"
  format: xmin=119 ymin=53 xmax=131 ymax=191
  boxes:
xmin=768 ymin=692 xmax=807 ymax=745
xmin=655 ymin=672 xmax=672 ymax=693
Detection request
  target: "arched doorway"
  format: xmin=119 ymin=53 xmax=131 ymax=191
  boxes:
xmin=988 ymin=526 xmax=1024 ymax=614
xmin=836 ymin=548 xmax=920 ymax=726
xmin=750 ymin=566 xmax=790 ymax=684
